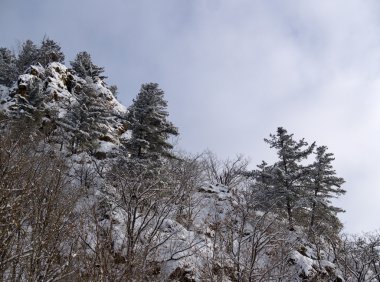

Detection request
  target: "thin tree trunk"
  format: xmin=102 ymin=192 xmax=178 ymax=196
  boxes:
xmin=286 ymin=197 xmax=294 ymax=231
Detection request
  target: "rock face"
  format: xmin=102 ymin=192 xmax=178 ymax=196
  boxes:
xmin=0 ymin=62 xmax=127 ymax=157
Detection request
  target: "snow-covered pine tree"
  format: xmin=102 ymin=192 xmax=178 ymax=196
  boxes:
xmin=38 ymin=37 xmax=65 ymax=67
xmin=59 ymin=79 xmax=115 ymax=154
xmin=8 ymin=77 xmax=47 ymax=124
xmin=125 ymin=83 xmax=178 ymax=161
xmin=16 ymin=40 xmax=39 ymax=73
xmin=308 ymin=145 xmax=345 ymax=235
xmin=70 ymin=51 xmax=106 ymax=80
xmin=254 ymin=127 xmax=315 ymax=230
xmin=0 ymin=47 xmax=18 ymax=86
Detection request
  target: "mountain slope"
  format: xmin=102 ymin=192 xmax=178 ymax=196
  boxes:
xmin=0 ymin=59 xmax=374 ymax=281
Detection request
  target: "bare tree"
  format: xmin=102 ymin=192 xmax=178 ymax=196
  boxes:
xmin=334 ymin=232 xmax=380 ymax=281
xmin=169 ymin=152 xmax=207 ymax=229
xmin=77 ymin=159 xmax=203 ymax=281
xmin=0 ymin=124 xmax=82 ymax=281
xmin=223 ymin=187 xmax=297 ymax=282
xmin=200 ymin=200 xmax=230 ymax=282
xmin=202 ymin=150 xmax=249 ymax=190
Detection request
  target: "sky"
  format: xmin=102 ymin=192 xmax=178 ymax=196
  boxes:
xmin=1 ymin=0 xmax=380 ymax=234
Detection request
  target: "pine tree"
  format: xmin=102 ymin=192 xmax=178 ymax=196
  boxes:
xmin=59 ymin=80 xmax=114 ymax=154
xmin=17 ymin=40 xmax=39 ymax=73
xmin=254 ymin=127 xmax=315 ymax=230
xmin=8 ymin=78 xmax=46 ymax=122
xmin=125 ymin=83 xmax=178 ymax=161
xmin=70 ymin=51 xmax=106 ymax=80
xmin=38 ymin=37 xmax=65 ymax=67
xmin=308 ymin=146 xmax=345 ymax=234
xmin=0 ymin=47 xmax=18 ymax=86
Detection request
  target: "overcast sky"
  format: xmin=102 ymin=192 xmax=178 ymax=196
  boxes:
xmin=1 ymin=0 xmax=380 ymax=233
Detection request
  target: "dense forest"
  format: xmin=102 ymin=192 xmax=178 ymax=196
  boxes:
xmin=0 ymin=38 xmax=379 ymax=281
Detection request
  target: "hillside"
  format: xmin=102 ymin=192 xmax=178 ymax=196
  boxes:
xmin=0 ymin=39 xmax=379 ymax=281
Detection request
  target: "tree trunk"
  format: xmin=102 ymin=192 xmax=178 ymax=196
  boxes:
xmin=286 ymin=197 xmax=294 ymax=231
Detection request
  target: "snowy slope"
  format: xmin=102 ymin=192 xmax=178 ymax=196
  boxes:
xmin=0 ymin=62 xmax=346 ymax=282
xmin=0 ymin=62 xmax=127 ymax=157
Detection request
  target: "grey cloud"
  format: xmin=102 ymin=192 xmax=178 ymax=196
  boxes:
xmin=1 ymin=0 xmax=380 ymax=233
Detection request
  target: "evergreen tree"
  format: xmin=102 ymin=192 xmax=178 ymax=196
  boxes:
xmin=108 ymin=84 xmax=118 ymax=98
xmin=38 ymin=37 xmax=65 ymax=67
xmin=60 ymin=80 xmax=114 ymax=154
xmin=8 ymin=78 xmax=46 ymax=122
xmin=254 ymin=127 xmax=315 ymax=230
xmin=0 ymin=47 xmax=18 ymax=86
xmin=17 ymin=40 xmax=39 ymax=73
xmin=308 ymin=146 xmax=345 ymax=234
xmin=126 ymin=83 xmax=178 ymax=161
xmin=70 ymin=51 xmax=106 ymax=80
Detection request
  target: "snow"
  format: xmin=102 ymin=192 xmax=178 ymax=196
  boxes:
xmin=48 ymin=62 xmax=68 ymax=72
xmin=30 ymin=64 xmax=45 ymax=76
xmin=0 ymin=85 xmax=9 ymax=100
xmin=159 ymin=218 xmax=187 ymax=234
xmin=97 ymin=140 xmax=117 ymax=153
xmin=18 ymin=74 xmax=35 ymax=87
xmin=120 ymin=130 xmax=131 ymax=140
xmin=92 ymin=77 xmax=127 ymax=114
xmin=199 ymin=183 xmax=229 ymax=195
xmin=291 ymin=250 xmax=317 ymax=277
xmin=0 ymin=59 xmax=348 ymax=282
